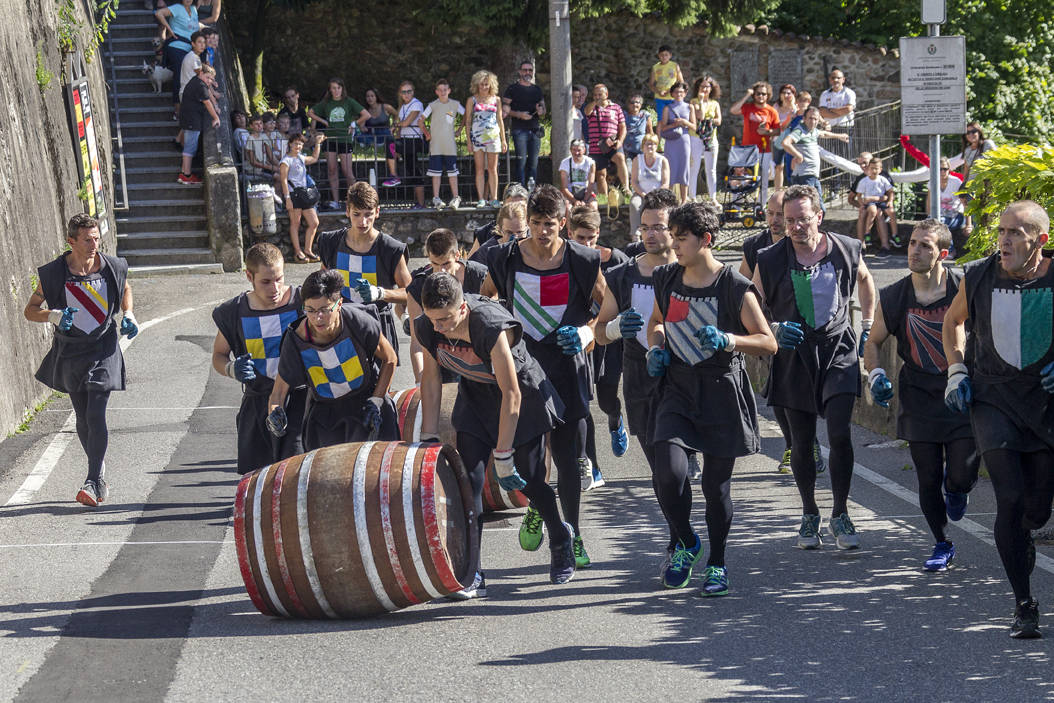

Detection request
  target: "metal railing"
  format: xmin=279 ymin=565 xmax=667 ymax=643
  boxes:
xmin=103 ymin=41 xmax=129 ymax=211
xmin=818 ymin=100 xmax=903 ymax=205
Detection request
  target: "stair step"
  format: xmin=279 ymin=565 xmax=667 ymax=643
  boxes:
xmin=117 ymin=230 xmax=210 ymax=250
xmin=120 ymin=247 xmax=218 ymax=266
xmin=116 ymin=214 xmax=207 ymax=232
xmin=127 ymin=263 xmax=226 ymax=277
xmin=107 ymin=22 xmax=159 ymax=32
xmin=113 ymin=8 xmax=161 ymax=18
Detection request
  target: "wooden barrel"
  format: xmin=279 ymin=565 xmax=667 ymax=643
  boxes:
xmin=233 ymin=441 xmax=478 ymax=618
xmin=388 ymin=385 xmax=529 ymax=513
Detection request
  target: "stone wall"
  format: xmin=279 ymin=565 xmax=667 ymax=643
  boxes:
xmin=0 ymin=0 xmax=115 ymax=432
xmin=230 ymin=2 xmax=900 ymax=153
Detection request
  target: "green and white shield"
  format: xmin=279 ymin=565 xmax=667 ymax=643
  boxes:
xmin=991 ymin=287 xmax=1053 ymax=369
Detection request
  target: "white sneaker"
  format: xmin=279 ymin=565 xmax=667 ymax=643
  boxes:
xmin=431 ymin=196 xmax=444 ymax=209
xmin=476 ymin=199 xmax=487 ymax=209
xmin=448 ymin=196 xmax=461 ymax=210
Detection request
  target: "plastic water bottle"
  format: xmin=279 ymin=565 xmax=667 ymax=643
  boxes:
xmin=527 ymin=177 xmax=536 ymax=192
xmin=369 ymin=168 xmax=377 ymax=187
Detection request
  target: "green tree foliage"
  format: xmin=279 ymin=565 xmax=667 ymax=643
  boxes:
xmin=762 ymin=0 xmax=1054 ymax=142
xmin=961 ymin=143 xmax=1054 ymax=258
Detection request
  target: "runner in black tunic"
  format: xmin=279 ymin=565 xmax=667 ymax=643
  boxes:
xmin=738 ymin=188 xmax=825 ymax=475
xmin=864 ymin=220 xmax=979 ymax=571
xmin=943 ymin=201 xmax=1054 ymax=639
xmin=25 ymin=214 xmax=138 ymax=507
xmin=417 ymin=274 xmax=566 ymax=588
xmin=597 ymin=188 xmax=681 ymax=569
xmin=315 ymin=182 xmax=411 ymax=360
xmin=467 ymin=183 xmax=529 ymax=264
xmin=753 ymin=185 xmax=877 ymax=550
xmin=268 ymin=270 xmax=399 ymax=450
xmin=645 ymin=201 xmax=776 ymax=595
xmin=405 ymin=228 xmax=489 ymax=381
xmin=482 ymin=184 xmax=606 ymax=570
xmin=568 ymin=205 xmax=630 ymax=490
xmin=212 ymin=243 xmax=307 ymax=475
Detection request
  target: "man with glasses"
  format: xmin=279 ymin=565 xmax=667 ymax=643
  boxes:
xmin=503 ymin=60 xmax=546 ymax=188
xmin=730 ymin=81 xmax=780 ymax=206
xmin=753 ymin=185 xmax=876 ymax=551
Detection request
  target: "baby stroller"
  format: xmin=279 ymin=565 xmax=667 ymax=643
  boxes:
xmin=720 ymin=144 xmax=764 ymax=228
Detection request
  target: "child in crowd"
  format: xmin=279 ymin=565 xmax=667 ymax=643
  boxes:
xmin=279 ymin=133 xmax=325 ymax=262
xmin=776 ymin=91 xmax=812 ymax=182
xmin=781 ymin=105 xmax=849 ymax=208
xmin=384 ymin=81 xmax=427 ymax=208
xmin=243 ymin=114 xmax=275 ymax=185
xmin=231 ymin=110 xmax=249 ymax=156
xmin=422 ymin=79 xmax=465 ymax=210
xmin=271 ymin=113 xmax=291 ymax=164
xmin=201 ymin=26 xmax=218 ymax=65
xmin=466 ymin=70 xmax=506 ymax=209
xmin=854 ymin=156 xmax=896 ymax=255
xmin=648 ymin=45 xmax=684 ymax=124
xmin=559 ymin=138 xmax=598 ymax=211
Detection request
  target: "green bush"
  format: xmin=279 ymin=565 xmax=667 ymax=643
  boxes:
xmin=961 ymin=143 xmax=1054 ymax=259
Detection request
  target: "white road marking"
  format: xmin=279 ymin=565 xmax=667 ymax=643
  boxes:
xmin=3 ymin=299 xmax=225 ymax=507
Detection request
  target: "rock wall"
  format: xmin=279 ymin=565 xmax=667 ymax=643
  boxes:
xmin=0 ymin=0 xmax=115 ymax=432
xmin=231 ymin=1 xmax=900 ymax=151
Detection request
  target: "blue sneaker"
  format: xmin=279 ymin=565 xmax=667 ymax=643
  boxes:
xmin=924 ymin=541 xmax=955 ymax=571
xmin=549 ymin=523 xmax=576 ymax=584
xmin=699 ymin=566 xmax=729 ymax=597
xmin=663 ymin=534 xmax=703 ymax=589
xmin=945 ymin=491 xmax=969 ymax=521
xmin=610 ymin=417 xmax=629 ymax=457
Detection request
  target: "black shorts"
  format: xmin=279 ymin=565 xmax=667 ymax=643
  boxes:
xmin=593 ymin=146 xmax=623 ymax=172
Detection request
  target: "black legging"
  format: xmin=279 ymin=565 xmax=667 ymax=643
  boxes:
xmin=783 ymin=393 xmax=855 ymax=516
xmin=984 ymin=449 xmax=1054 ymax=602
xmin=640 ymin=437 xmax=678 ymax=551
xmin=653 ymin=441 xmax=735 ymax=567
xmin=773 ymin=405 xmax=792 ymax=451
xmin=456 ymin=432 xmax=500 ymax=573
xmin=908 ymin=438 xmax=980 ymax=543
xmin=550 ymin=417 xmax=587 ymax=536
xmin=69 ymin=390 xmax=111 ymax=483
xmin=584 ymin=380 xmax=623 ymax=474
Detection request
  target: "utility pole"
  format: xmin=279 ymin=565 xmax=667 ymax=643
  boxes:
xmin=549 ymin=0 xmax=571 ymax=186
xmin=923 ymin=0 xmax=944 ymax=220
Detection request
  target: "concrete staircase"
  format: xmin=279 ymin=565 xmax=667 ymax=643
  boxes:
xmin=105 ymin=6 xmax=222 ymax=273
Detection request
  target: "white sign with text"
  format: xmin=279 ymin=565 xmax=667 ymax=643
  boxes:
xmin=899 ymin=35 xmax=966 ymax=135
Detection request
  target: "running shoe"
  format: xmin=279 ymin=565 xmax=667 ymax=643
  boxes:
xmin=814 ymin=440 xmax=826 ymax=474
xmin=177 ymin=172 xmax=201 ymax=184
xmin=573 ymin=536 xmax=592 ymax=568
xmin=658 ymin=545 xmax=674 ymax=579
xmin=431 ymin=196 xmax=445 ymax=209
xmin=945 ymin=491 xmax=969 ymax=521
xmin=1010 ymin=599 xmax=1041 ymax=639
xmin=401 ymin=312 xmax=411 ymax=336
xmin=828 ymin=513 xmax=861 ymax=550
xmin=924 ymin=541 xmax=955 ymax=571
xmin=663 ymin=534 xmax=703 ymax=589
xmin=447 ymin=196 xmax=461 ymax=210
xmin=580 ymin=458 xmax=604 ymax=491
xmin=382 ymin=177 xmax=401 ymax=187
xmin=447 ymin=570 xmax=486 ymax=600
xmin=550 ymin=523 xmax=576 ymax=584
xmin=688 ymin=452 xmax=702 ymax=481
xmin=76 ymin=480 xmax=100 ymax=507
xmin=610 ymin=417 xmax=629 ymax=457
xmin=518 ymin=506 xmax=544 ymax=551
xmin=96 ymin=477 xmax=109 ymax=504
xmin=476 ymin=199 xmax=487 ymax=209
xmin=797 ymin=514 xmax=823 ymax=549
xmin=777 ymin=448 xmax=792 ymax=474
xmin=324 ymin=200 xmax=341 ymax=211
xmin=699 ymin=566 xmax=729 ymax=597
xmin=489 ymin=199 xmax=501 ymax=208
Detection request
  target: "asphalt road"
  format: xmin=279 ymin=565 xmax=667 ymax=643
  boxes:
xmin=1 ymin=253 xmax=1052 ymax=702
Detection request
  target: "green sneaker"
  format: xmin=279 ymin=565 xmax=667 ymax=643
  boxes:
xmin=573 ymin=536 xmax=592 ymax=568
xmin=777 ymin=448 xmax=792 ymax=474
xmin=518 ymin=506 xmax=544 ymax=551
xmin=699 ymin=566 xmax=729 ymax=597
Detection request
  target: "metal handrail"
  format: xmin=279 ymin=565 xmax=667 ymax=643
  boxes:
xmin=103 ymin=38 xmax=129 ymax=211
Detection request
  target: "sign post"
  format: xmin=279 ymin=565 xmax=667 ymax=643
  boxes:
xmin=900 ymin=0 xmax=965 ymax=220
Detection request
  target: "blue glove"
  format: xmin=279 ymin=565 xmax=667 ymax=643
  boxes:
xmin=49 ymin=307 xmax=79 ymax=332
xmin=868 ymin=369 xmax=894 ymax=408
xmin=1042 ymin=361 xmax=1054 ymax=394
xmin=770 ymin=321 xmax=805 ymax=349
xmin=556 ymin=325 xmax=592 ymax=356
xmin=944 ymin=363 xmax=972 ymax=413
xmin=858 ymin=324 xmax=871 ymax=357
xmin=646 ymin=346 xmax=670 ymax=377
xmin=266 ymin=406 xmax=288 ymax=437
xmin=120 ymin=311 xmax=139 ymax=339
xmin=231 ymin=353 xmax=257 ymax=382
xmin=695 ymin=325 xmax=730 ymax=354
xmin=354 ymin=278 xmax=384 ymax=303
xmin=362 ymin=397 xmax=383 ymax=433
xmin=618 ymin=310 xmax=644 ymax=338
xmin=493 ymin=450 xmax=527 ymax=491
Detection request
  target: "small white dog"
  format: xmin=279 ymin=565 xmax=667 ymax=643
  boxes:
xmin=142 ymin=60 xmax=174 ymax=93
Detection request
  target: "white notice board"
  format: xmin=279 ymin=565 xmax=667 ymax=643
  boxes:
xmin=899 ymin=36 xmax=966 ymax=135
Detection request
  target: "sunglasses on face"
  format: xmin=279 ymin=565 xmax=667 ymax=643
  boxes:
xmin=966 ymin=129 xmax=979 ymax=134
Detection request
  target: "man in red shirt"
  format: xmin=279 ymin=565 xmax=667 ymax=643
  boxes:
xmin=730 ymin=81 xmax=781 ymax=206
xmin=584 ymin=84 xmax=630 ymax=203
